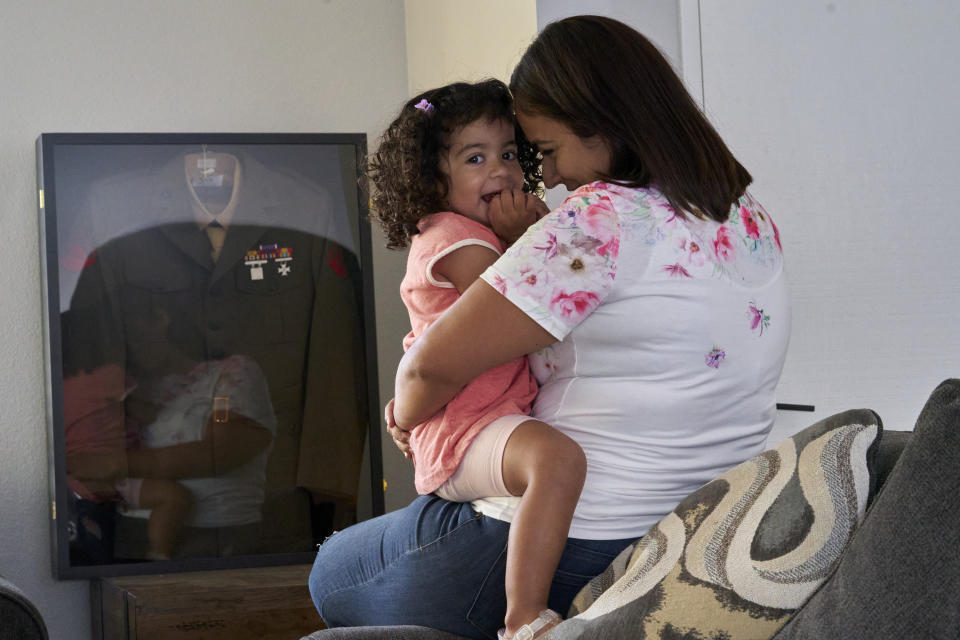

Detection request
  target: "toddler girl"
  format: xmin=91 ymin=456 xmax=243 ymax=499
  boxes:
xmin=368 ymin=79 xmax=585 ymax=640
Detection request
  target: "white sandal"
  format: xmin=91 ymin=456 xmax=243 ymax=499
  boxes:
xmin=498 ymin=609 xmax=562 ymax=640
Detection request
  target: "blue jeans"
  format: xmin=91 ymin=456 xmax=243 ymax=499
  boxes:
xmin=308 ymin=495 xmax=637 ymax=640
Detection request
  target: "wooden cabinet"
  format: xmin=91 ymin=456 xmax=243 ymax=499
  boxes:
xmin=90 ymin=565 xmax=323 ymax=640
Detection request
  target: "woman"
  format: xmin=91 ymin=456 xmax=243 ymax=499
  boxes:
xmin=309 ymin=15 xmax=789 ymax=640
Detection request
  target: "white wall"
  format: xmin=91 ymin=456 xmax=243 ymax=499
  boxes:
xmin=406 ymin=0 xmax=538 ymax=91
xmin=693 ymin=1 xmax=960 ymax=443
xmin=0 ymin=2 xmax=408 ymax=639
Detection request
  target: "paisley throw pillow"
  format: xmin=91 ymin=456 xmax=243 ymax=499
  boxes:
xmin=554 ymin=409 xmax=882 ymax=640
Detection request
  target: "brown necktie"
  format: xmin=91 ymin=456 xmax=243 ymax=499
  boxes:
xmin=205 ymin=221 xmax=226 ymax=262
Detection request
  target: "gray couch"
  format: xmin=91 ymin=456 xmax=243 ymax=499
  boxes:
xmin=0 ymin=574 xmax=48 ymax=640
xmin=302 ymin=379 xmax=960 ymax=640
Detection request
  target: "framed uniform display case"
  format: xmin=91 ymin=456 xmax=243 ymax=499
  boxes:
xmin=36 ymin=133 xmax=384 ymax=579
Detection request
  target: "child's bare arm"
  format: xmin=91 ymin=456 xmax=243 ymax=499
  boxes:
xmin=432 ymin=244 xmax=500 ymax=294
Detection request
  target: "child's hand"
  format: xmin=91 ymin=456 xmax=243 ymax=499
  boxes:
xmin=489 ymin=189 xmax=549 ymax=245
xmin=384 ymin=398 xmax=412 ymax=459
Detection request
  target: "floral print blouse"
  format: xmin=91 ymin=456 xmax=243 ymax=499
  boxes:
xmin=477 ymin=182 xmax=790 ymax=540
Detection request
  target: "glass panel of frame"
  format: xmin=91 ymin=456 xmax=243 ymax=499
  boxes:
xmin=36 ymin=133 xmax=383 ymax=578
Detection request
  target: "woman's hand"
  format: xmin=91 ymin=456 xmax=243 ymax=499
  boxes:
xmin=384 ymin=398 xmax=412 ymax=459
xmin=489 ymin=189 xmax=549 ymax=245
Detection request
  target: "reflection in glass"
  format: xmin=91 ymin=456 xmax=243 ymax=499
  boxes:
xmin=43 ymin=139 xmax=377 ymax=572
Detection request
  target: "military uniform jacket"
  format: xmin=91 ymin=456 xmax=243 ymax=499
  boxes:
xmin=64 ymin=154 xmax=369 ymax=515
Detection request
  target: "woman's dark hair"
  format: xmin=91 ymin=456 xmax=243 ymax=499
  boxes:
xmin=510 ymin=15 xmax=751 ymax=222
xmin=365 ymin=79 xmax=542 ymax=249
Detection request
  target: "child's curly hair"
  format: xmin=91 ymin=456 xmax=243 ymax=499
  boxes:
xmin=364 ymin=78 xmax=542 ymax=250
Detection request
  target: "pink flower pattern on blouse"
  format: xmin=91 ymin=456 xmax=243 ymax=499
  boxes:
xmin=648 ymin=189 xmax=781 ymax=282
xmin=663 ymin=263 xmax=692 ymax=278
xmin=485 ymin=183 xmax=783 ymax=371
xmin=675 ymin=236 xmax=706 ymax=268
xmin=705 ymin=346 xmax=726 ymax=369
xmin=713 ymin=225 xmax=737 ymax=262
xmin=740 ymin=205 xmax=761 ymax=239
xmin=488 ymin=186 xmax=620 ymax=334
xmin=748 ymin=299 xmax=771 ymax=335
xmin=551 ymin=290 xmax=601 ymax=318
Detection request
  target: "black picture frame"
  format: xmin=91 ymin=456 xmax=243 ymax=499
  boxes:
xmin=36 ymin=133 xmax=384 ymax=579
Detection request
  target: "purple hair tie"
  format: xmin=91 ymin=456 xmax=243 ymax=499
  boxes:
xmin=414 ymin=98 xmax=435 ymax=114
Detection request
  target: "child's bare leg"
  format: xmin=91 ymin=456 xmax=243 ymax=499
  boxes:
xmin=138 ymin=478 xmax=192 ymax=560
xmin=501 ymin=420 xmax=586 ymax=638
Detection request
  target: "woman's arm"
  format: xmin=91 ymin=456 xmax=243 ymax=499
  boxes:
xmin=391 ymin=278 xmax=556 ymax=429
xmin=65 ymin=412 xmax=272 ymax=481
xmin=126 ymin=413 xmax=272 ymax=479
